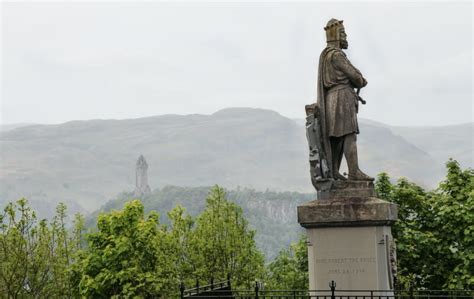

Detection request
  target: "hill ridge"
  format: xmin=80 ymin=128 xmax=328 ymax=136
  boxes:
xmin=1 ymin=107 xmax=471 ymax=214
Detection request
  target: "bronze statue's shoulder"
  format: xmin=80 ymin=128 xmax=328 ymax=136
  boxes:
xmin=330 ymin=48 xmax=347 ymax=58
xmin=320 ymin=46 xmax=340 ymax=55
xmin=320 ymin=47 xmax=342 ymax=62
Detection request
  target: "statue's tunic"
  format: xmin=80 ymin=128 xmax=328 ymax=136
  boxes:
xmin=321 ymin=47 xmax=367 ymax=137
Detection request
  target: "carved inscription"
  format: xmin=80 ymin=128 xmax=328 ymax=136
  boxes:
xmin=315 ymin=257 xmax=376 ymax=275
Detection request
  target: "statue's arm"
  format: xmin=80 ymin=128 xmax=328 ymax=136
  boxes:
xmin=333 ymin=51 xmax=367 ymax=88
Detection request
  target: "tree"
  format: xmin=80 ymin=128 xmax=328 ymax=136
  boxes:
xmin=192 ymin=185 xmax=265 ymax=288
xmin=75 ymin=200 xmax=176 ymax=298
xmin=0 ymin=199 xmax=39 ymax=298
xmin=167 ymin=204 xmax=196 ymax=289
xmin=74 ymin=187 xmax=265 ymax=296
xmin=265 ymin=234 xmax=308 ymax=290
xmin=375 ymin=160 xmax=473 ymax=289
xmin=0 ymin=199 xmax=83 ymax=298
xmin=430 ymin=160 xmax=473 ymax=289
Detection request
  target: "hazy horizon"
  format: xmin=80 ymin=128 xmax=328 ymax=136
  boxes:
xmin=1 ymin=106 xmax=473 ymax=128
xmin=2 ymin=1 xmax=473 ymax=126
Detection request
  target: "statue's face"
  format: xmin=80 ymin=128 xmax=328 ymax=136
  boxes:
xmin=339 ymin=27 xmax=348 ymax=49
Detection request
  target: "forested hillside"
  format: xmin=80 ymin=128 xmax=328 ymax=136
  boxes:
xmin=90 ymin=186 xmax=315 ymax=260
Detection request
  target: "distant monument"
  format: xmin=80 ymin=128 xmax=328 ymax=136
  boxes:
xmin=298 ymin=19 xmax=398 ymax=291
xmin=134 ymin=155 xmax=151 ymax=196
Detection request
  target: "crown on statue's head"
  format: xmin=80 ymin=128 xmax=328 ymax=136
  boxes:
xmin=324 ymin=18 xmax=344 ymax=43
xmin=324 ymin=18 xmax=343 ymax=31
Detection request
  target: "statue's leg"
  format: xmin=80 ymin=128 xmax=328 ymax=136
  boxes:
xmin=335 ymin=138 xmax=344 ymax=174
xmin=330 ymin=137 xmax=346 ymax=180
xmin=343 ymin=133 xmax=373 ymax=180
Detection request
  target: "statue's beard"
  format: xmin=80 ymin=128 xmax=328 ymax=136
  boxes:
xmin=340 ymin=40 xmax=348 ymax=49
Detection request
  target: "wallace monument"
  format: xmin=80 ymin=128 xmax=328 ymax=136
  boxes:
xmin=298 ymin=19 xmax=398 ymax=290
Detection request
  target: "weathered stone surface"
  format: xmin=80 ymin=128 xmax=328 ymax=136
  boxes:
xmin=298 ymin=195 xmax=398 ymax=290
xmin=317 ymin=180 xmax=376 ymax=199
xmin=306 ymin=225 xmax=396 ymax=291
xmin=297 ymin=197 xmax=397 ymax=228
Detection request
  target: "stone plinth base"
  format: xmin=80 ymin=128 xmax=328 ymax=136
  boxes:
xmin=317 ymin=180 xmax=376 ymax=200
xmin=297 ymin=197 xmax=397 ymax=291
xmin=298 ymin=197 xmax=397 ymax=228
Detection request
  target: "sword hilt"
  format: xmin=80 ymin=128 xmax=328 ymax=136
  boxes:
xmin=356 ymin=88 xmax=366 ymax=105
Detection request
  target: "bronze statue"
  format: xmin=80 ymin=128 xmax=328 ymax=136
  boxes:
xmin=306 ymin=18 xmax=373 ymax=192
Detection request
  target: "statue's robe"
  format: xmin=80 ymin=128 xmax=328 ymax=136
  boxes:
xmin=316 ymin=46 xmax=367 ymax=177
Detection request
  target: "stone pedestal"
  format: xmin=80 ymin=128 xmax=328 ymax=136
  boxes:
xmin=297 ymin=186 xmax=397 ymax=291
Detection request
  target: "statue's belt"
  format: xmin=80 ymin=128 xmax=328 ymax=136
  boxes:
xmin=326 ymin=84 xmax=353 ymax=94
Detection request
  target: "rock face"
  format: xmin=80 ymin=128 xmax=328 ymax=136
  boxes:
xmin=134 ymin=155 xmax=151 ymax=196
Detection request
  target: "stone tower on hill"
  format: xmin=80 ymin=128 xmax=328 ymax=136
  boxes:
xmin=134 ymin=155 xmax=151 ymax=196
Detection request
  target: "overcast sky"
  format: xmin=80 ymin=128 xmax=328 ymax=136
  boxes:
xmin=1 ymin=1 xmax=472 ymax=126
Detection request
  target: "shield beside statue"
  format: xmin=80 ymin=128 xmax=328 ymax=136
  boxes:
xmin=305 ymin=103 xmax=332 ymax=191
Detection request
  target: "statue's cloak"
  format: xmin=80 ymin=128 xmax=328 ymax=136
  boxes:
xmin=316 ymin=47 xmax=338 ymax=178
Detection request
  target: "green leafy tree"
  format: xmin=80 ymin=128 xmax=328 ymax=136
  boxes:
xmin=376 ymin=160 xmax=473 ymax=289
xmin=192 ymin=186 xmax=265 ymax=288
xmin=75 ymin=187 xmax=265 ymax=296
xmin=167 ymin=205 xmax=196 ymax=288
xmin=0 ymin=199 xmax=39 ymax=298
xmin=91 ymin=186 xmax=315 ymax=261
xmin=431 ymin=160 xmax=473 ymax=289
xmin=50 ymin=203 xmax=74 ymax=296
xmin=69 ymin=213 xmax=86 ymax=297
xmin=265 ymin=234 xmax=308 ymax=290
xmin=75 ymin=200 xmax=176 ymax=298
xmin=0 ymin=199 xmax=83 ymax=298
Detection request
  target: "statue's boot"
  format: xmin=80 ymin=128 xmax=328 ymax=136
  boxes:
xmin=344 ymin=133 xmax=374 ymax=181
xmin=334 ymin=172 xmax=347 ymax=180
xmin=348 ymin=169 xmax=374 ymax=181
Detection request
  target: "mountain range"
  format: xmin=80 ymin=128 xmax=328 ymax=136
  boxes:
xmin=1 ymin=108 xmax=472 ymax=215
